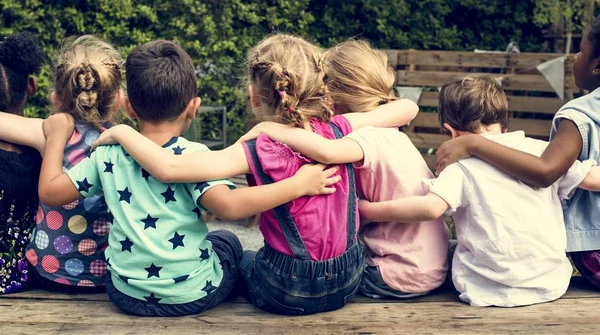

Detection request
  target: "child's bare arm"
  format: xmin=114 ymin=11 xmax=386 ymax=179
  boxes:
xmin=342 ymin=99 xmax=418 ymax=129
xmin=436 ymin=120 xmax=582 ymax=187
xmin=93 ymin=125 xmax=251 ymax=183
xmin=38 ymin=114 xmax=82 ymax=207
xmin=359 ymin=193 xmax=449 ymax=224
xmin=578 ymin=165 xmax=600 ymax=191
xmin=0 ymin=112 xmax=46 ymax=154
xmin=239 ymin=122 xmax=364 ymax=164
xmin=199 ymin=164 xmax=341 ymax=221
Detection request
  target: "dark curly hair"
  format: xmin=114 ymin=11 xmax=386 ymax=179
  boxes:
xmin=587 ymin=16 xmax=600 ymax=59
xmin=0 ymin=31 xmax=46 ymax=113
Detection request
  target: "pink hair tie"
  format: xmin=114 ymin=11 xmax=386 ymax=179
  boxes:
xmin=278 ymin=90 xmax=286 ymax=98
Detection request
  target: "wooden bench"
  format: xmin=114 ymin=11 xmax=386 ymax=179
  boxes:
xmin=385 ymin=49 xmax=578 ymax=170
xmin=0 ymin=278 xmax=597 ymax=334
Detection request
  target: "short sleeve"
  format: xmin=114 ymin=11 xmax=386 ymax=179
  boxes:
xmin=557 ymin=159 xmax=596 ymax=200
xmin=188 ymin=179 xmax=236 ymax=211
xmin=422 ymin=163 xmax=467 ymax=214
xmin=66 ymin=151 xmax=102 ymax=197
xmin=345 ymin=126 xmax=378 ymax=169
xmin=552 ymin=109 xmax=594 ymax=159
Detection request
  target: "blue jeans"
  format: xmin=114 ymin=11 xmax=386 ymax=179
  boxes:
xmin=240 ymin=241 xmax=365 ymax=315
xmin=106 ymin=230 xmax=243 ymax=317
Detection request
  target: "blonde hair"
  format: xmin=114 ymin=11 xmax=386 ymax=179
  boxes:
xmin=438 ymin=75 xmax=509 ymax=133
xmin=324 ymin=39 xmax=397 ymax=114
xmin=247 ymin=33 xmax=333 ymax=127
xmin=53 ymin=35 xmax=123 ymax=130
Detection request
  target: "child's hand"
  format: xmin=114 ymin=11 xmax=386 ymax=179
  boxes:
xmin=236 ymin=122 xmax=290 ymax=144
xmin=92 ymin=124 xmax=131 ymax=149
xmin=435 ymin=135 xmax=477 ymax=175
xmin=358 ymin=199 xmax=374 ymax=226
xmin=42 ymin=113 xmax=74 ymax=141
xmin=294 ymin=163 xmax=341 ymax=196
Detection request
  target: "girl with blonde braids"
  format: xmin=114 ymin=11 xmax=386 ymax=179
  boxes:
xmin=92 ymin=33 xmax=416 ymax=314
xmin=241 ymin=39 xmax=449 ymax=300
xmin=0 ymin=35 xmax=123 ymax=292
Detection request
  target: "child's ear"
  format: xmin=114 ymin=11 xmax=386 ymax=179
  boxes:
xmin=50 ymin=91 xmax=58 ymax=107
xmin=443 ymin=123 xmax=459 ymax=139
xmin=27 ymin=76 xmax=38 ymax=96
xmin=186 ymin=97 xmax=201 ymax=120
xmin=122 ymin=97 xmax=138 ymax=120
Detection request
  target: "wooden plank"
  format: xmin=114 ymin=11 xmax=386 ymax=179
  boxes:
xmin=382 ymin=49 xmax=399 ymax=68
xmin=417 ymin=91 xmax=566 ymax=114
xmin=2 ymin=295 xmax=600 ymax=334
xmin=397 ymin=70 xmax=577 ymax=92
xmin=510 ymin=118 xmax=553 ymax=138
xmin=396 ymin=50 xmax=573 ymax=70
xmin=405 ymin=132 xmax=449 ymax=149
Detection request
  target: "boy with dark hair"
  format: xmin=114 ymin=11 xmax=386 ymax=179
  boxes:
xmin=359 ymin=75 xmax=600 ymax=307
xmin=36 ymin=40 xmax=340 ymax=316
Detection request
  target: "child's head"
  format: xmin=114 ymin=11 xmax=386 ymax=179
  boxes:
xmin=323 ymin=39 xmax=397 ymax=114
xmin=125 ymin=40 xmax=199 ymax=125
xmin=53 ymin=35 xmax=123 ymax=130
xmin=574 ymin=16 xmax=600 ymax=91
xmin=0 ymin=32 xmax=45 ymax=115
xmin=247 ymin=33 xmax=333 ymax=127
xmin=438 ymin=75 xmax=509 ymax=136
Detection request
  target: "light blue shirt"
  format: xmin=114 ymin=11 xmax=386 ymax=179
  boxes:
xmin=551 ymin=87 xmax=600 ymax=252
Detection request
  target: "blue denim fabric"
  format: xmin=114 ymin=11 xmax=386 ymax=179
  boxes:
xmin=240 ymin=241 xmax=365 ymax=315
xmin=551 ymin=87 xmax=600 ymax=252
xmin=106 ymin=230 xmax=243 ymax=317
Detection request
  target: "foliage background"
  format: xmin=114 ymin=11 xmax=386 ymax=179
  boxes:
xmin=0 ymin=0 xmax=595 ymax=143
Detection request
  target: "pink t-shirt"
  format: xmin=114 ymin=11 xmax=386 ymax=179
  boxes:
xmin=242 ymin=116 xmax=358 ymax=260
xmin=347 ymin=126 xmax=449 ymax=293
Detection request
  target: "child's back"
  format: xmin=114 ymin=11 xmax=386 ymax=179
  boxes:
xmin=0 ymin=32 xmax=44 ymax=294
xmin=431 ymin=131 xmax=581 ymax=306
xmin=69 ymin=137 xmax=230 ymax=304
xmin=348 ymin=127 xmax=449 ymax=295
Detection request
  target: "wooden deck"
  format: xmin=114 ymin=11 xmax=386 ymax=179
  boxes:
xmin=1 ymin=278 xmax=597 ymax=334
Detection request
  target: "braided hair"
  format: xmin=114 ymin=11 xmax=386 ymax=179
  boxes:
xmin=247 ymin=34 xmax=333 ymax=128
xmin=53 ymin=35 xmax=123 ymax=130
xmin=0 ymin=32 xmax=46 ymax=114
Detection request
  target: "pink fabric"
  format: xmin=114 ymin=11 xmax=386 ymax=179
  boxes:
xmin=347 ymin=127 xmax=449 ymax=293
xmin=242 ymin=116 xmax=357 ymax=260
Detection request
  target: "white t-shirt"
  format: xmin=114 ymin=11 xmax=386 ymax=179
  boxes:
xmin=425 ymin=131 xmax=594 ymax=307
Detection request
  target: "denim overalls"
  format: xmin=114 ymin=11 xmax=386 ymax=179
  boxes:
xmin=240 ymin=122 xmax=365 ymax=315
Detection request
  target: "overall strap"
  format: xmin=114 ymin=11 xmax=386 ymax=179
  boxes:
xmin=327 ymin=122 xmax=358 ymax=250
xmin=245 ymin=140 xmax=311 ymax=260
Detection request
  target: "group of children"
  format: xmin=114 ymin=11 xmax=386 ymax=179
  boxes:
xmin=2 ymin=15 xmax=600 ymax=317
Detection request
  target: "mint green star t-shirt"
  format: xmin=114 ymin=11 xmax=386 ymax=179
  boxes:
xmin=67 ymin=136 xmax=235 ymax=304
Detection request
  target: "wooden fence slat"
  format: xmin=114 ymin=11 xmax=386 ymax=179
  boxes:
xmin=397 ymin=50 xmax=574 ymax=71
xmin=397 ymin=70 xmax=577 ymax=92
xmin=416 ymin=91 xmax=564 ymax=115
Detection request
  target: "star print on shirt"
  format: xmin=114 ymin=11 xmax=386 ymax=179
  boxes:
xmin=199 ymin=248 xmax=210 ymax=261
xmin=172 ymin=145 xmax=186 ymax=155
xmin=141 ymin=214 xmax=159 ymax=230
xmin=76 ymin=178 xmax=94 ymax=193
xmin=192 ymin=207 xmax=202 ymax=219
xmin=168 ymin=232 xmax=185 ymax=250
xmin=117 ymin=187 xmax=132 ymax=203
xmin=104 ymin=161 xmax=114 ymax=173
xmin=202 ymin=280 xmax=217 ymax=295
xmin=106 ymin=257 xmax=111 ymax=267
xmin=141 ymin=168 xmax=151 ymax=181
xmin=119 ymin=275 xmax=129 ymax=284
xmin=144 ymin=293 xmax=162 ymax=303
xmin=195 ymin=182 xmax=209 ymax=193
xmin=161 ymin=186 xmax=176 ymax=203
xmin=120 ymin=237 xmax=134 ymax=252
xmin=145 ymin=263 xmax=162 ymax=278
xmin=173 ymin=274 xmax=189 ymax=284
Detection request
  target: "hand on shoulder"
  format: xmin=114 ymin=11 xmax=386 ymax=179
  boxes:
xmin=42 ymin=113 xmax=75 ymax=141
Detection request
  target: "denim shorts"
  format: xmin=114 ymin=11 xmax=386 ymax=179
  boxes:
xmin=106 ymin=230 xmax=243 ymax=317
xmin=240 ymin=241 xmax=365 ymax=315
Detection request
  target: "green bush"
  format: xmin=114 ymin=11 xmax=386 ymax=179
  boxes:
xmin=0 ymin=0 xmax=587 ymax=143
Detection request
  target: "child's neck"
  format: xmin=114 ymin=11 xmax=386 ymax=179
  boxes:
xmin=137 ymin=120 xmax=188 ymax=146
xmin=456 ymin=123 xmax=503 ymax=137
